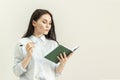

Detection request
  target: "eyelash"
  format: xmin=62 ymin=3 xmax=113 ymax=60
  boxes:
xmin=42 ymin=21 xmax=46 ymax=24
xmin=42 ymin=21 xmax=51 ymax=25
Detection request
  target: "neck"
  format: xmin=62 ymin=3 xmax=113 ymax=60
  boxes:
xmin=33 ymin=32 xmax=43 ymax=38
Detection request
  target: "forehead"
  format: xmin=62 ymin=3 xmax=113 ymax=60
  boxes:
xmin=39 ymin=14 xmax=51 ymax=21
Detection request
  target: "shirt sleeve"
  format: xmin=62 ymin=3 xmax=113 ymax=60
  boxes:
xmin=13 ymin=42 xmax=27 ymax=77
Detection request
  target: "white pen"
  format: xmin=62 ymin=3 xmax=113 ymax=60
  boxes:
xmin=19 ymin=38 xmax=41 ymax=47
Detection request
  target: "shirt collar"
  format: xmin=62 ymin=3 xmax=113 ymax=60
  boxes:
xmin=29 ymin=35 xmax=46 ymax=43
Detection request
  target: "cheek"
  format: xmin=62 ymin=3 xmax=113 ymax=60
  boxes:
xmin=49 ymin=25 xmax=52 ymax=29
xmin=37 ymin=23 xmax=45 ymax=30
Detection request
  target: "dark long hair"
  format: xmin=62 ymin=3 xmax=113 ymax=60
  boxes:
xmin=22 ymin=9 xmax=57 ymax=41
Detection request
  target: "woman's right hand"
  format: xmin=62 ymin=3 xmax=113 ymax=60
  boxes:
xmin=26 ymin=42 xmax=35 ymax=56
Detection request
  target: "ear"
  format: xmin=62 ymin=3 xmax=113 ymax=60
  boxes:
xmin=32 ymin=20 xmax=36 ymax=27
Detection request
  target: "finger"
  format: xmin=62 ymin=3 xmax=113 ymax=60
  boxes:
xmin=26 ymin=43 xmax=31 ymax=48
xmin=28 ymin=44 xmax=32 ymax=49
xmin=63 ymin=52 xmax=66 ymax=58
xmin=29 ymin=42 xmax=35 ymax=48
xmin=60 ymin=53 xmax=64 ymax=60
xmin=26 ymin=43 xmax=33 ymax=50
xmin=63 ymin=52 xmax=67 ymax=60
xmin=57 ymin=56 xmax=61 ymax=61
xmin=26 ymin=46 xmax=32 ymax=51
xmin=30 ymin=42 xmax=35 ymax=48
xmin=28 ymin=46 xmax=33 ymax=50
xmin=67 ymin=53 xmax=73 ymax=59
xmin=26 ymin=44 xmax=29 ymax=49
xmin=30 ymin=42 xmax=34 ymax=45
xmin=29 ymin=42 xmax=32 ymax=46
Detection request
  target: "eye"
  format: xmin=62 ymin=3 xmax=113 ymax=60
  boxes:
xmin=42 ymin=21 xmax=47 ymax=24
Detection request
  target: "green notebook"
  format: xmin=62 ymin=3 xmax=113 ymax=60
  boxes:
xmin=45 ymin=45 xmax=79 ymax=64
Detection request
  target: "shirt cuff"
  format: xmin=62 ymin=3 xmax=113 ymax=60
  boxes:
xmin=19 ymin=62 xmax=27 ymax=72
xmin=55 ymin=72 xmax=62 ymax=77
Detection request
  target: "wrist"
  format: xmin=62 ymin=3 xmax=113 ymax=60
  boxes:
xmin=60 ymin=62 xmax=66 ymax=67
xmin=26 ymin=54 xmax=32 ymax=58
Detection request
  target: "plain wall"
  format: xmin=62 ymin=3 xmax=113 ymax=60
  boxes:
xmin=0 ymin=0 xmax=120 ymax=80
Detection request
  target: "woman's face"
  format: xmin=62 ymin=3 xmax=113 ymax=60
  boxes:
xmin=32 ymin=13 xmax=52 ymax=36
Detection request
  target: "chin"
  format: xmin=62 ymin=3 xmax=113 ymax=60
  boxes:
xmin=44 ymin=32 xmax=48 ymax=35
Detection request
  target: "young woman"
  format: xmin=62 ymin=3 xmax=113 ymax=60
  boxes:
xmin=13 ymin=9 xmax=73 ymax=80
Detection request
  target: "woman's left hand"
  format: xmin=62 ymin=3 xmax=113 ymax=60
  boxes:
xmin=57 ymin=52 xmax=73 ymax=65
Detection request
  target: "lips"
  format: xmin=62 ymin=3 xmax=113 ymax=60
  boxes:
xmin=45 ymin=29 xmax=49 ymax=31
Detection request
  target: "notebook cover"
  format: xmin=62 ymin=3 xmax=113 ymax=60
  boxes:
xmin=45 ymin=45 xmax=72 ymax=64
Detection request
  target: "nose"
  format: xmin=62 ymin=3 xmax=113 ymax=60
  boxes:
xmin=46 ymin=25 xmax=49 ymax=28
xmin=46 ymin=24 xmax=50 ymax=28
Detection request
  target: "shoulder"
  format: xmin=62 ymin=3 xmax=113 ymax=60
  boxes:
xmin=46 ymin=39 xmax=59 ymax=47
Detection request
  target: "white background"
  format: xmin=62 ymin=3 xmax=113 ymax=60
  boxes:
xmin=0 ymin=0 xmax=120 ymax=80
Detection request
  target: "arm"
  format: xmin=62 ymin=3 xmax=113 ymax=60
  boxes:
xmin=55 ymin=52 xmax=73 ymax=74
xmin=21 ymin=42 xmax=34 ymax=69
xmin=13 ymin=42 xmax=34 ymax=77
xmin=21 ymin=55 xmax=32 ymax=69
